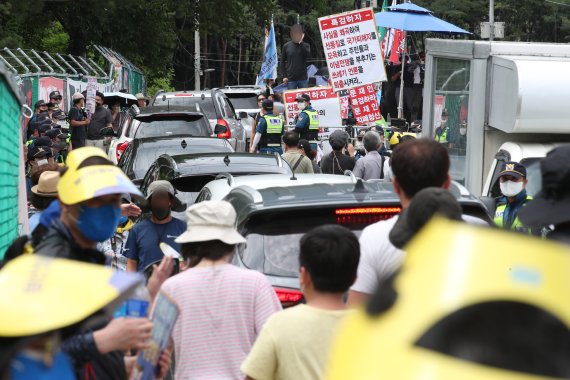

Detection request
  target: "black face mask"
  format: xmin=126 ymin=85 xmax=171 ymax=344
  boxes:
xmin=152 ymin=207 xmax=170 ymax=221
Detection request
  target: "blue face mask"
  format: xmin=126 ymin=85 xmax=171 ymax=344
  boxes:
xmin=77 ymin=204 xmax=121 ymax=242
xmin=118 ymin=215 xmax=129 ymax=226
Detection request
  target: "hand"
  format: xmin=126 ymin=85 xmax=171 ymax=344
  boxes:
xmin=155 ymin=347 xmax=173 ymax=379
xmin=84 ymin=118 xmax=91 ymax=125
xmin=283 ymin=77 xmax=289 ymax=84
xmin=347 ymin=143 xmax=356 ymax=157
xmin=124 ymin=354 xmax=137 ymax=378
xmin=93 ymin=317 xmax=153 ymax=354
xmin=147 ymin=256 xmax=174 ymax=302
xmin=121 ymin=203 xmax=142 ymax=217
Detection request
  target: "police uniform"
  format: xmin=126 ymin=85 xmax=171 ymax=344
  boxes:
xmin=257 ymin=112 xmax=284 ymax=154
xmin=294 ymin=94 xmax=319 ymax=148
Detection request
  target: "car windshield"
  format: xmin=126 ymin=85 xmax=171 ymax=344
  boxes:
xmin=225 ymin=93 xmax=259 ymax=109
xmin=133 ymin=142 xmax=232 ymax=179
xmin=153 ymin=96 xmax=216 ymax=119
xmin=133 ymin=116 xmax=211 ymax=139
xmin=238 ymin=208 xmax=399 ymax=277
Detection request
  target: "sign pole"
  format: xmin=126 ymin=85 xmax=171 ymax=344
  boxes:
xmin=397 ymin=31 xmax=406 ymax=119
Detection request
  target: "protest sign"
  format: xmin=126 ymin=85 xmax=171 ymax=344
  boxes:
xmin=283 ymin=87 xmax=342 ymax=128
xmin=319 ymin=8 xmax=387 ymax=92
xmin=348 ymin=84 xmax=382 ymax=124
xmin=85 ymin=76 xmax=97 ymax=117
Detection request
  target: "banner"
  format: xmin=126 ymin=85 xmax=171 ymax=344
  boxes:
xmin=348 ymin=84 xmax=382 ymax=125
xmin=319 ymin=8 xmax=387 ymax=92
xmin=338 ymin=89 xmax=350 ymax=119
xmin=256 ymin=21 xmax=278 ymax=86
xmin=283 ymin=87 xmax=342 ymax=128
xmin=389 ymin=29 xmax=406 ymax=64
xmin=85 ymin=76 xmax=97 ymax=117
xmin=39 ymin=77 xmax=66 ymax=111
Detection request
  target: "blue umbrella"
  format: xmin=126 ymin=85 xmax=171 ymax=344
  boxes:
xmin=375 ymin=2 xmax=470 ymax=34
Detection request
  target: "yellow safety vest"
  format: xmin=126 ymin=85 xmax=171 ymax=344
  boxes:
xmin=261 ymin=115 xmax=283 ymax=147
xmin=494 ymin=196 xmax=533 ymax=234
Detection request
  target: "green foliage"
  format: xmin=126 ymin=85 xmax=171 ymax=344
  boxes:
xmin=40 ymin=21 xmax=69 ymax=53
xmin=146 ymin=68 xmax=176 ymax=99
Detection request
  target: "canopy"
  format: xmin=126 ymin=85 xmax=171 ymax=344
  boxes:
xmin=375 ymin=2 xmax=470 ymax=34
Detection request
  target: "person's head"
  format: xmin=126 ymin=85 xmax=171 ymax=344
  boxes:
xmin=30 ymin=171 xmax=60 ymax=211
xmin=57 ymin=147 xmax=143 ymax=245
xmin=135 ymin=93 xmax=147 ymax=107
xmin=34 ymin=100 xmax=47 ymax=114
xmin=419 ymin=51 xmax=426 ymax=62
xmin=261 ymin=99 xmax=274 ymax=112
xmin=391 ymin=139 xmax=450 ymax=206
xmin=295 ymin=93 xmax=311 ymax=111
xmin=363 ymin=131 xmax=381 ymax=153
xmin=95 ymin=92 xmax=105 ymax=108
xmin=499 ymin=162 xmax=528 ymax=198
xmin=257 ymin=94 xmax=267 ymax=108
xmin=299 ymin=225 xmax=360 ymax=295
xmin=72 ymin=92 xmax=85 ymax=108
xmin=27 ymin=146 xmax=54 ymax=168
xmin=298 ymin=139 xmax=316 ymax=160
xmin=111 ymin=101 xmax=121 ymax=114
xmin=49 ymin=91 xmax=62 ymax=105
xmin=441 ymin=109 xmax=449 ymax=123
xmin=146 ymin=181 xmax=182 ymax=221
xmin=329 ymin=129 xmax=349 ymax=152
xmin=176 ymin=200 xmax=246 ymax=268
xmin=290 ymin=24 xmax=304 ymax=43
xmin=282 ymin=130 xmax=300 ymax=149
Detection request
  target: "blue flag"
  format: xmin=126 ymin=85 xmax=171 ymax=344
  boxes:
xmin=256 ymin=21 xmax=278 ymax=86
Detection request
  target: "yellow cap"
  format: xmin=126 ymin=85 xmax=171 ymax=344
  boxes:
xmin=58 ymin=164 xmax=143 ymax=205
xmin=66 ymin=146 xmax=108 ymax=172
xmin=0 ymin=255 xmax=143 ymax=337
xmin=389 ymin=131 xmax=416 ymax=147
xmin=326 ymin=218 xmax=570 ymax=380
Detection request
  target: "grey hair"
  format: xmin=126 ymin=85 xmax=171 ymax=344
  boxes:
xmin=363 ymin=131 xmax=381 ymax=152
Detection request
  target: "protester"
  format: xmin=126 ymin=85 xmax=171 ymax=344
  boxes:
xmin=393 ymin=54 xmax=415 ymax=122
xmin=135 ymin=93 xmax=147 ymax=108
xmin=352 ymin=131 xmax=387 ymax=180
xmin=98 ymin=196 xmax=137 ymax=271
xmin=110 ymin=100 xmax=123 ymax=131
xmin=493 ymin=161 xmax=537 ymax=235
xmin=68 ymin=92 xmax=90 ymax=149
xmin=242 ymin=225 xmax=359 ymax=380
xmin=320 ymin=130 xmax=355 ymax=175
xmin=250 ymin=99 xmax=285 ymax=154
xmin=411 ymin=51 xmax=425 ymax=122
xmin=28 ymin=171 xmax=59 ymax=232
xmin=280 ymin=24 xmax=311 ymax=89
xmin=157 ymin=200 xmax=281 ymax=379
xmin=519 ymin=145 xmax=570 ymax=243
xmin=125 ymin=180 xmax=186 ymax=273
xmin=33 ymin=147 xmax=165 ymax=379
xmin=86 ymin=91 xmax=112 ymax=150
xmin=298 ymin=139 xmax=321 ymax=173
xmin=249 ymin=94 xmax=267 ymax=150
xmin=347 ymin=139 xmax=452 ymax=307
xmin=294 ymin=94 xmax=319 ymax=149
xmin=281 ymin=131 xmax=314 ymax=174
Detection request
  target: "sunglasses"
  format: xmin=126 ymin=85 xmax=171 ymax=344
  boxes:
xmin=258 ymin=98 xmax=266 ymax=102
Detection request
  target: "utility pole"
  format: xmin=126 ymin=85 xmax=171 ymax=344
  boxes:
xmin=489 ymin=0 xmax=495 ymax=41
xmin=194 ymin=0 xmax=201 ymax=91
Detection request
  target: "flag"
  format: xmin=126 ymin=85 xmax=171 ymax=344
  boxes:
xmin=256 ymin=20 xmax=278 ymax=86
xmin=389 ymin=29 xmax=406 ymax=64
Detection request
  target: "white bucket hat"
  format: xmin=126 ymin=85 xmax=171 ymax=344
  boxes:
xmin=175 ymin=200 xmax=246 ymax=245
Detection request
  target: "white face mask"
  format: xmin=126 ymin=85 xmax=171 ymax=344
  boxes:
xmin=297 ymin=102 xmax=306 ymax=111
xmin=500 ymin=180 xmax=524 ymax=197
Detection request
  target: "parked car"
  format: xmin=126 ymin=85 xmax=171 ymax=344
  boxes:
xmin=151 ymin=89 xmax=247 ymax=152
xmin=107 ymin=107 xmax=212 ymax=164
xmin=117 ymin=136 xmax=233 ymax=183
xmin=139 ymin=152 xmax=293 ymax=218
xmin=223 ymin=180 xmax=492 ymax=307
xmin=220 ymin=86 xmax=265 ymax=146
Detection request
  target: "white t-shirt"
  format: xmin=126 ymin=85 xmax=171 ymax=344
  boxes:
xmin=351 ymin=216 xmax=403 ymax=295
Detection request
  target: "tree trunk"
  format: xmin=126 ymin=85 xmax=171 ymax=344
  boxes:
xmin=219 ymin=37 xmax=228 ymax=87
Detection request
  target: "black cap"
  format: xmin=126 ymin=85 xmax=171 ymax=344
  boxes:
xmin=298 ymin=139 xmax=313 ymax=154
xmin=34 ymin=136 xmax=53 ymax=148
xmin=34 ymin=100 xmax=47 ymax=109
xmin=389 ymin=187 xmax=463 ymax=249
xmin=295 ymin=93 xmax=311 ymax=103
xmin=36 ymin=120 xmax=53 ymax=135
xmin=45 ymin=129 xmax=67 ymax=140
xmin=52 ymin=109 xmax=66 ymax=120
xmin=519 ymin=145 xmax=570 ymax=227
xmin=261 ymin=99 xmax=274 ymax=110
xmin=28 ymin=145 xmax=52 ymax=160
xmin=499 ymin=161 xmax=527 ymax=179
xmin=329 ymin=129 xmax=349 ymax=150
xmin=49 ymin=91 xmax=62 ymax=99
xmin=47 ymin=102 xmax=57 ymax=110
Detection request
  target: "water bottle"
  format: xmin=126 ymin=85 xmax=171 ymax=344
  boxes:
xmin=113 ymin=284 xmax=150 ymax=318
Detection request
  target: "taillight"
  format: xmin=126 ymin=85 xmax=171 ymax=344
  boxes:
xmin=216 ymin=118 xmax=231 ymax=139
xmin=335 ymin=207 xmax=401 ymax=215
xmin=335 ymin=207 xmax=401 ymax=226
xmin=116 ymin=141 xmax=129 ymax=161
xmin=274 ymin=287 xmax=304 ymax=308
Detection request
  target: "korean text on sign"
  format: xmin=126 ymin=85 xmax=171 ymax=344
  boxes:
xmin=348 ymin=84 xmax=382 ymax=124
xmin=319 ymin=8 xmax=387 ymax=92
xmin=283 ymin=87 xmax=342 ymax=128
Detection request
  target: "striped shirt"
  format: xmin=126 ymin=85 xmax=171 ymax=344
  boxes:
xmin=160 ymin=264 xmax=282 ymax=379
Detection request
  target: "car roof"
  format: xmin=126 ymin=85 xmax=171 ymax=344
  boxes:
xmin=156 ymin=90 xmax=219 ymax=98
xmin=134 ymin=136 xmax=230 ymax=148
xmin=164 ymin=153 xmax=291 ymax=176
xmin=220 ymin=87 xmax=264 ymax=95
xmin=135 ymin=106 xmax=205 ymax=117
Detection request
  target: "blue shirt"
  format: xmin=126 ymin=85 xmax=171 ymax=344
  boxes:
xmin=124 ymin=217 xmax=186 ymax=272
xmin=11 ymin=351 xmax=75 ymax=380
xmin=294 ymin=106 xmax=315 ymax=132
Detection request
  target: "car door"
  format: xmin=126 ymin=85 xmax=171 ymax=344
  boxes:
xmin=218 ymin=91 xmax=245 ymax=151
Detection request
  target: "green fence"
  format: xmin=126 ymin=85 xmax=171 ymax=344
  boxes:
xmin=0 ymin=63 xmax=23 ymax=258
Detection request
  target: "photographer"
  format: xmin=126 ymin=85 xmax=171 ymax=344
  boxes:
xmin=352 ymin=131 xmax=387 ymax=180
xmin=321 ymin=130 xmax=356 ymax=175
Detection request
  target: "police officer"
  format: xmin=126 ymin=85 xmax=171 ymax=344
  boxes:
xmin=250 ymin=99 xmax=285 ymax=154
xmin=494 ymin=161 xmax=536 ymax=235
xmin=435 ymin=109 xmax=449 ymax=146
xmin=294 ymin=93 xmax=319 ymax=150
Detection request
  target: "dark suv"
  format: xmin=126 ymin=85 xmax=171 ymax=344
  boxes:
xmin=151 ymin=89 xmax=247 ymax=152
xmin=224 ymin=180 xmax=492 ymax=307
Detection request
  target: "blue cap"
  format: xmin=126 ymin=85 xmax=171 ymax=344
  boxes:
xmin=500 ymin=161 xmax=527 ymax=179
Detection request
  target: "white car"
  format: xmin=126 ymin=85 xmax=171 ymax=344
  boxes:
xmin=220 ymin=86 xmax=266 ymax=146
xmin=195 ymin=173 xmax=358 ymax=203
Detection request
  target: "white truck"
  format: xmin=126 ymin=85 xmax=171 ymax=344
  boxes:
xmin=421 ymin=39 xmax=570 ymax=209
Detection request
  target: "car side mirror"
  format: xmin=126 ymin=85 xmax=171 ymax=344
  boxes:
xmin=479 ymin=196 xmax=497 ymax=218
xmin=214 ymin=124 xmax=227 ymax=134
xmin=238 ymin=111 xmax=248 ymax=119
